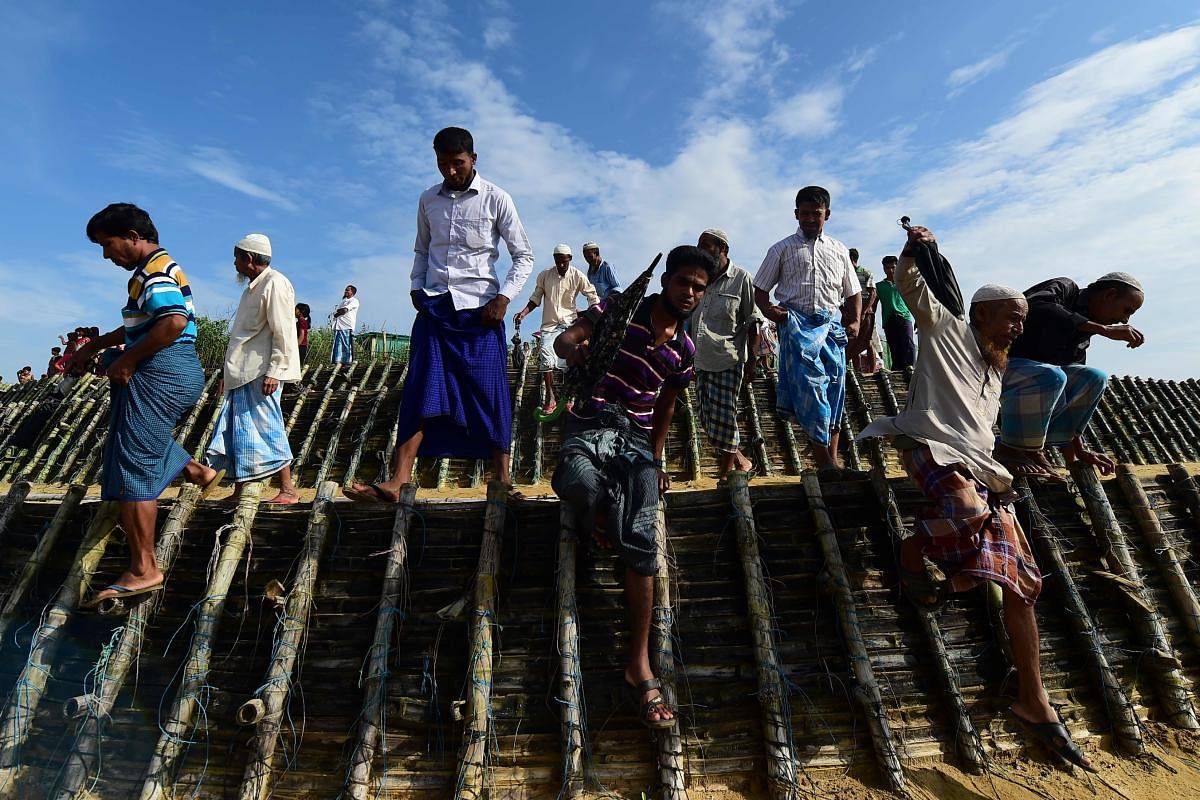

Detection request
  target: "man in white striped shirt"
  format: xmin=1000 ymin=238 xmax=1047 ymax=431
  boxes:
xmin=754 ymin=186 xmax=862 ymax=479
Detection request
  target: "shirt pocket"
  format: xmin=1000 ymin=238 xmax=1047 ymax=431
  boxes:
xmin=460 ymin=216 xmax=494 ymax=250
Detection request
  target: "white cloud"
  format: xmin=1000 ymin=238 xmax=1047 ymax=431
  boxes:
xmin=483 ymin=18 xmax=514 ymax=50
xmin=946 ymin=47 xmax=1013 ymax=97
xmin=185 ymin=147 xmax=299 ymax=211
xmin=768 ymin=85 xmax=844 ymax=138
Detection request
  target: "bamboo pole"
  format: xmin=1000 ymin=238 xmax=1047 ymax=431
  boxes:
xmin=342 ymin=484 xmax=417 ymax=799
xmin=1085 ymin=394 xmax=1130 ymax=465
xmin=0 ymin=377 xmax=61 ymax=455
xmin=1161 ymin=383 xmax=1200 ymax=460
xmin=285 ymin=364 xmax=341 ymax=435
xmin=1171 ymin=381 xmax=1200 ymax=450
xmin=1098 ymin=390 xmax=1146 ymax=465
xmin=190 ymin=379 xmax=231 ymax=461
xmin=293 ymin=366 xmax=351 ymax=483
xmin=341 ymin=364 xmax=397 ymax=489
xmin=679 ymin=388 xmax=702 ymax=481
xmin=1136 ymin=378 xmax=1195 ymax=461
xmin=72 ymin=417 xmax=110 ymax=486
xmin=1107 ymin=379 xmax=1165 ymax=464
xmin=874 ymin=369 xmax=902 ymax=417
xmin=650 ymin=502 xmax=687 ymax=798
xmin=455 ymin=481 xmax=507 ymax=800
xmin=0 ymin=484 xmax=85 ymax=648
xmin=553 ymin=502 xmax=585 ymax=799
xmin=176 ymin=371 xmax=220 ymax=451
xmin=1167 ymin=464 xmax=1200 ymax=531
xmin=314 ymin=363 xmax=375 ymax=487
xmin=1070 ymin=463 xmax=1198 ymax=729
xmin=741 ymin=381 xmax=774 ymax=477
xmin=1114 ymin=465 xmax=1200 ymax=655
xmin=0 ymin=501 xmax=119 ymax=782
xmin=726 ymin=472 xmax=801 ymax=797
xmin=52 ymin=485 xmax=202 ymax=800
xmin=0 ymin=380 xmax=41 ymax=442
xmin=508 ymin=344 xmax=531 ymax=481
xmin=0 ymin=482 xmax=31 ymax=551
xmin=379 ymin=364 xmax=411 ymax=484
xmin=533 ymin=372 xmax=546 ymax=485
xmin=765 ymin=371 xmax=802 ymax=475
xmin=34 ymin=381 xmax=107 ymax=483
xmin=1 ymin=375 xmax=94 ymax=483
xmin=236 ymin=482 xmax=337 ymax=800
xmin=138 ymin=481 xmax=264 ymax=800
xmin=1120 ymin=377 xmax=1180 ymax=462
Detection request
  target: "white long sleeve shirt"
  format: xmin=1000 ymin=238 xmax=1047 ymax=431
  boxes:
xmin=223 ymin=267 xmax=301 ymax=391
xmin=411 ymin=172 xmax=535 ymax=310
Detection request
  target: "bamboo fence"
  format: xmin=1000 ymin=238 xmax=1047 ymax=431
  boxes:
xmin=651 ymin=502 xmax=687 ymax=798
xmin=553 ymin=502 xmax=585 ymax=799
xmin=341 ymin=364 xmax=399 ymax=489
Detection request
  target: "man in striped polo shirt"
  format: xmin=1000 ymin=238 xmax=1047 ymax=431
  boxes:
xmin=551 ymin=245 xmax=713 ymax=731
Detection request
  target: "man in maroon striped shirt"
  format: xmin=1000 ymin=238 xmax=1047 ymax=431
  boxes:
xmin=551 ymin=245 xmax=713 ymax=730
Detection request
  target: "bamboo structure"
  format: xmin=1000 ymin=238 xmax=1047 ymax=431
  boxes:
xmin=0 ymin=500 xmax=119 ymax=784
xmin=1167 ymin=463 xmax=1200 ymax=530
xmin=455 ymin=481 xmax=507 ymax=800
xmin=740 ymin=382 xmax=774 ymax=477
xmin=1114 ymin=465 xmax=1200 ymax=655
xmin=342 ymin=483 xmax=418 ymax=799
xmin=533 ymin=374 xmax=546 ymax=484
xmin=33 ymin=380 xmax=107 ymax=483
xmin=314 ymin=362 xmax=376 ymax=487
xmin=0 ymin=484 xmax=85 ymax=647
xmin=52 ymin=485 xmax=202 ymax=800
xmin=726 ymin=471 xmax=800 ymax=797
xmin=293 ymin=367 xmax=352 ymax=482
xmin=0 ymin=482 xmax=31 ymax=550
xmin=1 ymin=375 xmax=94 ymax=483
xmin=139 ymin=482 xmax=264 ymax=800
xmin=553 ymin=502 xmax=585 ymax=799
xmin=679 ymin=388 xmax=702 ymax=481
xmin=285 ymin=364 xmax=341 ymax=435
xmin=1069 ymin=463 xmax=1199 ymax=729
xmin=190 ymin=379 xmax=230 ymax=461
xmin=1161 ymin=383 xmax=1200 ymax=460
xmin=1111 ymin=377 xmax=1171 ymax=462
xmin=765 ymin=371 xmax=801 ymax=474
xmin=341 ymin=364 xmax=398 ymax=488
xmin=1015 ymin=480 xmax=1144 ymax=754
xmin=236 ymin=482 xmax=337 ymax=800
xmin=650 ymin=502 xmax=687 ymax=797
xmin=1085 ymin=398 xmax=1130 ymax=465
xmin=1129 ymin=377 xmax=1190 ymax=461
xmin=176 ymin=371 xmax=220 ymax=449
xmin=508 ymin=344 xmax=531 ymax=480
xmin=1097 ymin=389 xmax=1145 ymax=465
xmin=0 ymin=377 xmax=61 ymax=455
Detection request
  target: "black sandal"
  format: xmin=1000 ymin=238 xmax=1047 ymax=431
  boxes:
xmin=626 ymin=678 xmax=677 ymax=730
xmin=899 ymin=559 xmax=949 ymax=611
xmin=1012 ymin=707 xmax=1096 ymax=772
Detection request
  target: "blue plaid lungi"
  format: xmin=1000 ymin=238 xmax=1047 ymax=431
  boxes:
xmin=331 ymin=329 xmax=354 ymax=363
xmin=205 ymin=377 xmax=294 ymax=481
xmin=999 ymin=358 xmax=1107 ymax=450
xmin=101 ymin=341 xmax=205 ymax=501
xmin=776 ymin=307 xmax=847 ymax=446
xmin=396 ymin=291 xmax=511 ymax=459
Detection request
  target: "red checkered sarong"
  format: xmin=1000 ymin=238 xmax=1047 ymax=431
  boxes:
xmin=901 ymin=445 xmax=1042 ymax=604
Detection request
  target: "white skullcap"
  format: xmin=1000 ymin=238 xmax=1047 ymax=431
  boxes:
xmin=970 ymin=284 xmax=1024 ymax=304
xmin=1096 ymin=271 xmax=1143 ymax=291
xmin=553 ymin=243 xmax=572 ymax=256
xmin=581 ymin=241 xmax=599 ymax=251
xmin=701 ymin=228 xmax=730 ymax=247
xmin=235 ymin=233 xmax=272 ymax=258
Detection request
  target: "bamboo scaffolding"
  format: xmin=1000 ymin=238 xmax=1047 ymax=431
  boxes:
xmin=1015 ymin=479 xmax=1144 ymax=754
xmin=176 ymin=371 xmax=220 ymax=450
xmin=236 ymin=481 xmax=337 ymax=800
xmin=1098 ymin=390 xmax=1146 ymax=465
xmin=1167 ymin=464 xmax=1200 ymax=531
xmin=293 ymin=366 xmax=351 ymax=484
xmin=1138 ymin=378 xmax=1197 ymax=461
xmin=650 ymin=502 xmax=687 ymax=798
xmin=765 ymin=371 xmax=802 ymax=475
xmin=1069 ymin=463 xmax=1198 ymax=729
xmin=1114 ymin=464 xmax=1200 ymax=655
xmin=553 ymin=502 xmax=585 ymax=799
xmin=679 ymin=388 xmax=702 ymax=481
xmin=342 ymin=483 xmax=417 ymax=800
xmin=0 ymin=377 xmax=61 ymax=455
xmin=741 ymin=381 xmax=774 ymax=477
xmin=341 ymin=364 xmax=398 ymax=488
xmin=0 ymin=484 xmax=84 ymax=648
xmin=34 ymin=381 xmax=107 ymax=483
xmin=52 ymin=485 xmax=202 ymax=800
xmin=285 ymin=364 xmax=341 ymax=435
xmin=0 ymin=483 xmax=31 ymax=550
xmin=726 ymin=471 xmax=801 ymax=798
xmin=72 ymin=420 xmax=109 ymax=486
xmin=0 ymin=500 xmax=119 ymax=783
xmin=1161 ymin=382 xmax=1200 ymax=460
xmin=1 ymin=375 xmax=94 ymax=483
xmin=138 ymin=481 xmax=264 ymax=800
xmin=1123 ymin=377 xmax=1182 ymax=462
xmin=1108 ymin=379 xmax=1166 ymax=464
xmin=455 ymin=481 xmax=507 ymax=800
xmin=314 ymin=363 xmax=375 ymax=487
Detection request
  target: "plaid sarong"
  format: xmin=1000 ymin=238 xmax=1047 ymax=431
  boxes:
xmin=205 ymin=377 xmax=294 ymax=481
xmin=776 ymin=307 xmax=846 ymax=445
xmin=695 ymin=367 xmax=742 ymax=453
xmin=901 ymin=445 xmax=1042 ymax=604
xmin=999 ymin=358 xmax=1107 ymax=450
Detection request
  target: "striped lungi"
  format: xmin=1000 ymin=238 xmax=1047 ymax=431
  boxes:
xmin=695 ymin=367 xmax=742 ymax=453
xmin=901 ymin=444 xmax=1042 ymax=604
xmin=205 ymin=376 xmax=294 ymax=481
xmin=101 ymin=341 xmax=205 ymax=502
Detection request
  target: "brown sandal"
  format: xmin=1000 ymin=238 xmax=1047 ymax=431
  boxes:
xmin=627 ymin=678 xmax=677 ymax=730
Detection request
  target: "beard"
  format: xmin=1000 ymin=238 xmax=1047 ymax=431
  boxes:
xmin=661 ymin=294 xmax=694 ymax=321
xmin=235 ymin=271 xmax=249 ymax=286
xmin=979 ymin=337 xmax=1010 ymax=373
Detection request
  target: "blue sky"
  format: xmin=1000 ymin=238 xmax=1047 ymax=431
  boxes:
xmin=2 ymin=1 xmax=1197 ymax=379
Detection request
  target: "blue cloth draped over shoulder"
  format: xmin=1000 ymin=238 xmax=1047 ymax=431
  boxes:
xmin=101 ymin=340 xmax=205 ymax=501
xmin=396 ymin=291 xmax=511 ymax=458
xmin=776 ymin=306 xmax=847 ymax=446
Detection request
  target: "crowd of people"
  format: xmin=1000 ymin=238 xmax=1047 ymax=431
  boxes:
xmin=69 ymin=125 xmax=1146 ymax=761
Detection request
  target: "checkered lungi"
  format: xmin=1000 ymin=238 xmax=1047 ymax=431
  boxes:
xmin=1000 ymin=358 xmax=1107 ymax=450
xmin=205 ymin=377 xmax=294 ymax=481
xmin=537 ymin=322 xmax=569 ymax=372
xmin=695 ymin=367 xmax=742 ymax=453
xmin=901 ymin=444 xmax=1042 ymax=604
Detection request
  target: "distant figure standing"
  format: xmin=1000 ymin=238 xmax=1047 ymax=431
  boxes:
xmin=295 ymin=303 xmax=311 ymax=365
xmin=582 ymin=241 xmax=622 ymax=300
xmin=849 ymin=248 xmax=881 ymax=374
xmin=47 ymin=347 xmax=64 ymax=376
xmin=17 ymin=366 xmax=33 ymax=384
xmin=331 ymin=285 xmax=358 ymax=363
xmin=877 ymin=256 xmax=916 ymax=369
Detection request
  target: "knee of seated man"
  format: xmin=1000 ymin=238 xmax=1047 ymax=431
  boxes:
xmin=1077 ymin=365 xmax=1108 ymax=390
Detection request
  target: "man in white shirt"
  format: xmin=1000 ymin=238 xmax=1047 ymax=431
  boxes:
xmin=331 ymin=285 xmax=359 ymax=364
xmin=205 ymin=233 xmax=302 ymax=505
xmin=513 ymin=243 xmax=599 ymax=415
xmin=753 ymin=185 xmax=862 ymax=479
xmin=346 ymin=126 xmax=534 ymax=502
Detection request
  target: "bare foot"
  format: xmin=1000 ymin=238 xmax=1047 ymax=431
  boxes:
xmin=263 ymin=489 xmax=299 ymax=506
xmin=89 ymin=569 xmax=164 ymax=605
xmin=994 ymin=442 xmax=1066 ymax=483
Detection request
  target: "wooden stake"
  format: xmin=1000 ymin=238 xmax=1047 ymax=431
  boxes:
xmin=315 ymin=363 xmax=375 ymax=487
xmin=341 ymin=363 xmax=397 ymax=488
xmin=553 ymin=503 xmax=585 ymax=799
xmin=650 ymin=503 xmax=687 ymax=798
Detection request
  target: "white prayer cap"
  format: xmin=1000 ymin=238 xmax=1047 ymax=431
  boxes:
xmin=553 ymin=243 xmax=572 ymax=256
xmin=701 ymin=228 xmax=730 ymax=248
xmin=581 ymin=241 xmax=600 ymax=251
xmin=1096 ymin=271 xmax=1143 ymax=291
xmin=235 ymin=233 xmax=272 ymax=257
xmin=970 ymin=283 xmax=1024 ymax=304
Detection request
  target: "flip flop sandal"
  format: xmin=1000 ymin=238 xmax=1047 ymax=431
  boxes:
xmin=342 ymin=483 xmax=400 ymax=504
xmin=200 ymin=468 xmax=226 ymax=500
xmin=626 ymin=678 xmax=677 ymax=730
xmin=1012 ymin=708 xmax=1096 ymax=772
xmin=83 ymin=581 xmax=164 ymax=609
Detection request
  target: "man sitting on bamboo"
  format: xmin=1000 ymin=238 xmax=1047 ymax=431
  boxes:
xmin=551 ymin=245 xmax=713 ymax=730
xmin=859 ymin=225 xmax=1094 ymax=771
xmin=204 ymin=234 xmax=302 ymax=505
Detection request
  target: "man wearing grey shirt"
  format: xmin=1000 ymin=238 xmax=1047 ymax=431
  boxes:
xmin=346 ymin=126 xmax=534 ymax=502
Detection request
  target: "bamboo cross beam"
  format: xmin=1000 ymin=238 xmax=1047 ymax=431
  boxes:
xmin=553 ymin=502 xmax=585 ymax=799
xmin=1069 ymin=463 xmax=1198 ymax=729
xmin=726 ymin=472 xmax=800 ymax=797
xmin=0 ymin=484 xmax=84 ymax=649
xmin=1136 ymin=378 xmax=1196 ymax=461
xmin=342 ymin=484 xmax=417 ymax=800
xmin=341 ymin=364 xmax=397 ymax=489
xmin=52 ymin=485 xmax=202 ymax=800
xmin=650 ymin=502 xmax=687 ymax=798
xmin=0 ymin=482 xmax=31 ymax=551
xmin=0 ymin=500 xmax=119 ymax=783
xmin=508 ymin=345 xmax=531 ymax=480
xmin=740 ymin=381 xmax=774 ymax=477
xmin=1 ymin=375 xmax=95 ymax=483
xmin=1166 ymin=464 xmax=1200 ymax=531
xmin=1014 ymin=479 xmax=1144 ymax=754
xmin=293 ymin=367 xmax=352 ymax=484
xmin=34 ymin=380 xmax=107 ymax=484
xmin=765 ymin=371 xmax=802 ymax=475
xmin=679 ymin=388 xmax=702 ymax=481
xmin=138 ymin=481 xmax=264 ymax=800
xmin=176 ymin=371 xmax=220 ymax=451
xmin=236 ymin=482 xmax=337 ymax=800
xmin=1113 ymin=465 xmax=1200 ymax=656
xmin=455 ymin=481 xmax=507 ymax=800
xmin=315 ymin=363 xmax=376 ymax=487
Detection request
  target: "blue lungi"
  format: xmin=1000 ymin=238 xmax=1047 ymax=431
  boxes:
xmin=331 ymin=329 xmax=354 ymax=363
xmin=999 ymin=358 xmax=1107 ymax=450
xmin=205 ymin=377 xmax=294 ymax=481
xmin=101 ymin=341 xmax=205 ymax=501
xmin=396 ymin=292 xmax=511 ymax=458
xmin=776 ymin=307 xmax=847 ymax=446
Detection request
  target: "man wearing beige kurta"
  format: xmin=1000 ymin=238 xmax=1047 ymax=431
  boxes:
xmin=205 ymin=233 xmax=301 ymax=505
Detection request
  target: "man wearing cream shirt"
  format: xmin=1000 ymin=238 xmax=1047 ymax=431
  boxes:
xmin=205 ymin=233 xmax=302 ymax=505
